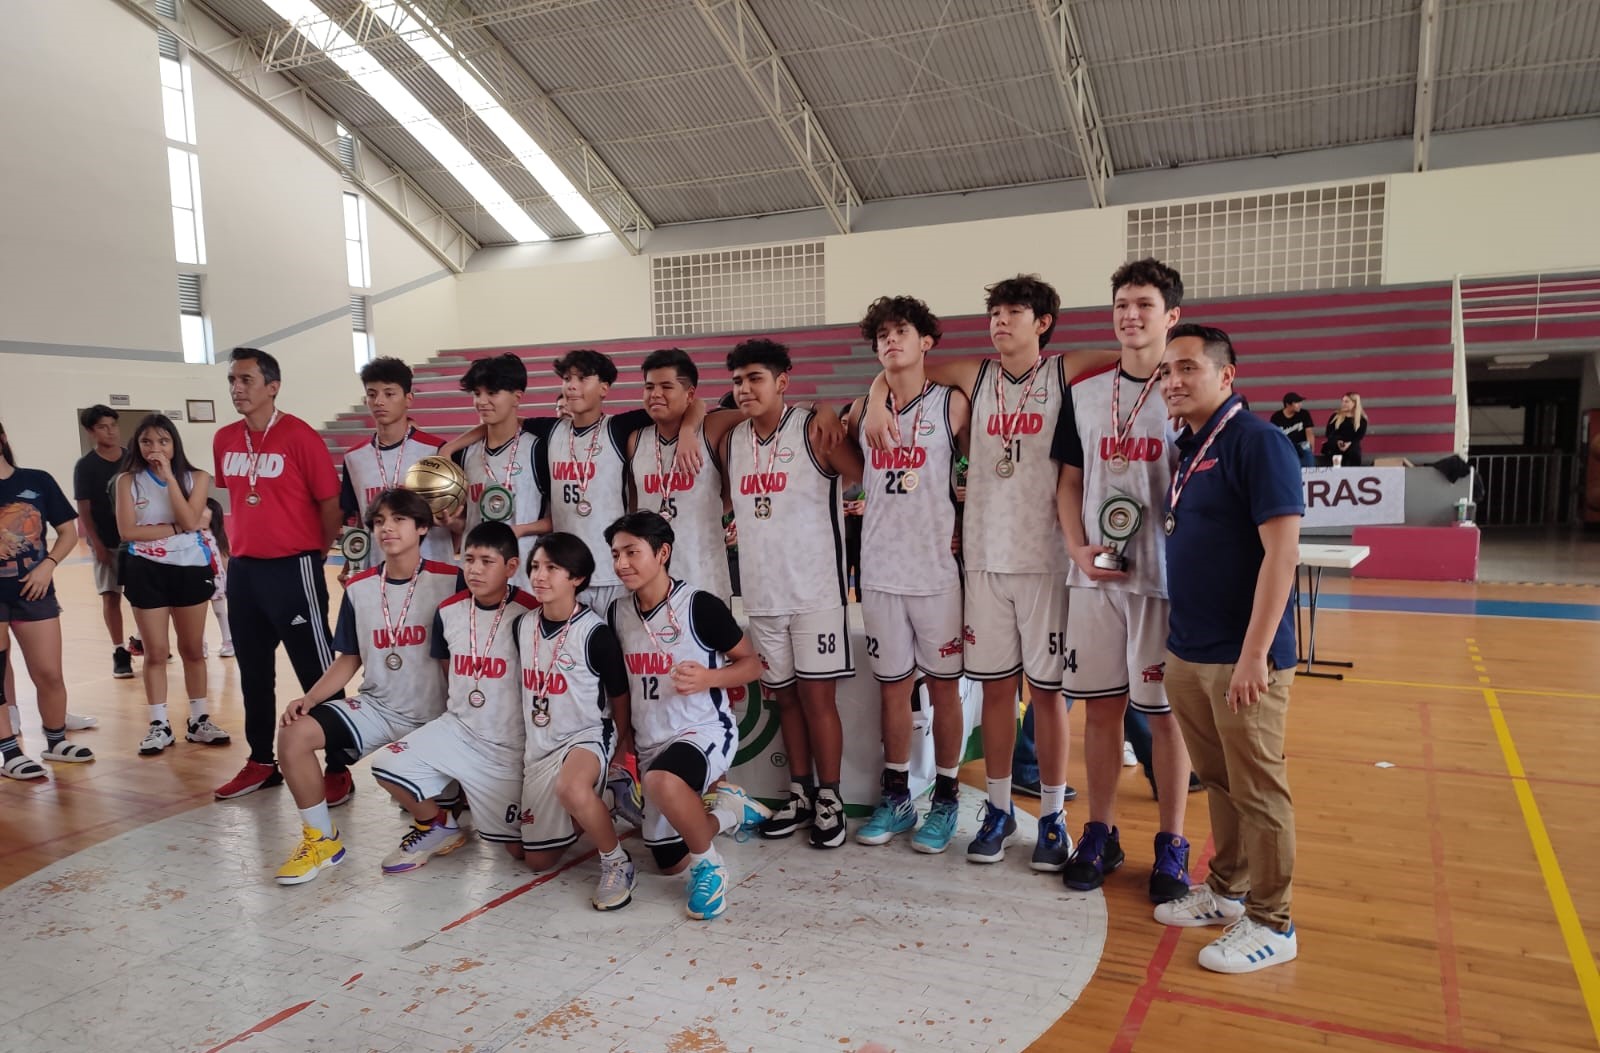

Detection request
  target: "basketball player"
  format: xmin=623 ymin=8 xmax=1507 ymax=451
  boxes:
xmin=625 ymin=349 xmax=736 ymax=603
xmin=449 ymin=354 xmax=551 ymax=589
xmin=272 ymin=489 xmax=458 ymax=884
xmin=339 ymin=357 xmax=454 ymax=575
xmin=721 ymin=339 xmax=863 ymax=849
xmin=212 ymin=347 xmax=342 ymax=800
xmin=842 ymin=296 xmax=970 ymax=853
xmin=863 ymin=276 xmax=1115 ymax=868
xmin=371 ymin=522 xmax=534 ymax=873
xmin=607 ymin=511 xmax=767 ymax=919
xmin=1054 ymin=258 xmax=1195 ymax=902
xmin=514 ymin=532 xmax=635 ymax=911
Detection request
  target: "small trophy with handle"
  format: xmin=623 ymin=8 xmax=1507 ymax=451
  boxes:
xmin=1093 ymin=494 xmax=1143 ymax=572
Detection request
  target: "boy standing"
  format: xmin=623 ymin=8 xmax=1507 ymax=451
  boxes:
xmin=273 ymin=489 xmax=458 ymax=884
xmin=371 ymin=522 xmax=535 ymax=872
xmin=721 ymin=339 xmax=863 ymax=849
xmin=608 ymin=511 xmax=766 ymax=918
xmin=73 ymin=404 xmax=133 ymax=680
xmin=843 ymin=297 xmax=970 ymax=853
xmin=1053 ymin=258 xmax=1195 ymax=901
xmin=452 ymin=354 xmax=549 ymax=588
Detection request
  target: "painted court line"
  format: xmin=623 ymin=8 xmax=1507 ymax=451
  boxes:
xmin=1417 ymin=700 xmax=1465 ymax=1047
xmin=1155 ymin=990 xmax=1494 ymax=1053
xmin=1346 ymin=676 xmax=1600 ymax=702
xmin=1109 ymin=839 xmax=1214 ymax=1053
xmin=1470 ymin=642 xmax=1600 ymax=1048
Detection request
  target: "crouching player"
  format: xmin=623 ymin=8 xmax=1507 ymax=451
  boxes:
xmin=608 ymin=511 xmax=766 ymax=920
xmin=274 ymin=489 xmax=459 ymax=884
xmin=371 ymin=522 xmax=536 ymax=873
xmin=514 ymin=533 xmax=636 ymax=910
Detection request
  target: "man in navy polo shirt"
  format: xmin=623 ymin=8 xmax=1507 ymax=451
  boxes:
xmin=1152 ymin=323 xmax=1304 ymax=975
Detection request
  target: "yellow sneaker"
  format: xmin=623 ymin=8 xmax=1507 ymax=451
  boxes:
xmin=274 ymin=825 xmax=346 ymax=885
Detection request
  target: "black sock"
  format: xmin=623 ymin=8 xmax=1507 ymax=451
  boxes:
xmin=934 ymin=774 xmax=960 ymax=803
xmin=795 ymin=773 xmax=816 ymax=798
xmin=883 ymin=767 xmax=910 ymax=798
xmin=43 ymin=725 xmax=66 ymax=749
xmin=0 ymin=735 xmax=21 ymax=762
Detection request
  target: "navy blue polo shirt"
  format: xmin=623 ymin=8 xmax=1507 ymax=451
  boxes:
xmin=1164 ymin=395 xmax=1304 ymax=669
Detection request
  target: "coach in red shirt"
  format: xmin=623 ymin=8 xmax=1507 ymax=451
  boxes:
xmin=212 ymin=347 xmax=342 ymax=799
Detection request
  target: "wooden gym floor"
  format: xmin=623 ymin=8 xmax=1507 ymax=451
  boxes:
xmin=2 ymin=556 xmax=1597 ymax=1052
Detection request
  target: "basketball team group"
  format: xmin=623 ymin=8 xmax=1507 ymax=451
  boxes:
xmin=0 ymin=257 xmax=1307 ymax=976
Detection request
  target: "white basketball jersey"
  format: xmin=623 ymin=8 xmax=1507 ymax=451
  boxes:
xmin=342 ymin=427 xmax=454 ymax=567
xmin=964 ymin=356 xmax=1069 ymax=575
xmin=515 ymin=605 xmax=616 ymax=763
xmin=340 ymin=560 xmax=458 ymax=724
xmin=1064 ymin=365 xmax=1179 ymax=598
xmin=457 ymin=431 xmax=543 ymax=587
xmin=548 ymin=416 xmax=630 ymax=588
xmin=630 ymin=425 xmax=733 ymax=603
xmin=609 ymin=581 xmax=739 ymax=755
xmin=127 ymin=470 xmax=210 ymax=568
xmin=858 ymin=384 xmax=960 ymax=596
xmin=433 ymin=588 xmax=537 ymax=768
xmin=727 ymin=407 xmax=846 ymax=616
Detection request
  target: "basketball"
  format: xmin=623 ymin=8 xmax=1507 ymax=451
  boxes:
xmin=403 ymin=454 xmax=467 ymax=517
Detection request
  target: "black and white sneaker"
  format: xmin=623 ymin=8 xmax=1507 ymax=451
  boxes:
xmin=139 ymin=722 xmax=175 ymax=756
xmin=808 ymin=788 xmax=847 ymax=849
xmin=112 ymin=647 xmax=134 ymax=679
xmin=758 ymin=789 xmax=814 ymax=839
xmin=186 ymin=716 xmax=232 ymax=746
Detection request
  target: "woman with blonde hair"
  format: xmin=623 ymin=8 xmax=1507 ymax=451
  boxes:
xmin=1320 ymin=392 xmax=1369 ymax=467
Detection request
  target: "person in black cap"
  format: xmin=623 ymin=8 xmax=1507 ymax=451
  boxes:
xmin=1270 ymin=393 xmax=1316 ymax=468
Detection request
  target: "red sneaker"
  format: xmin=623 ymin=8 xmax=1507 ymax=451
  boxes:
xmin=325 ymin=769 xmax=355 ymax=808
xmin=215 ymin=759 xmax=282 ymax=800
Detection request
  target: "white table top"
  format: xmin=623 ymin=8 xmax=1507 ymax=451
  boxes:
xmin=1298 ymin=543 xmax=1371 ymax=569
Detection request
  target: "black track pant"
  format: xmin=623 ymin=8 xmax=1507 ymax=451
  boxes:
xmin=227 ymin=553 xmax=336 ymax=765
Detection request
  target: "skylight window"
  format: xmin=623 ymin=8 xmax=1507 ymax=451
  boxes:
xmin=259 ymin=0 xmax=546 ymax=243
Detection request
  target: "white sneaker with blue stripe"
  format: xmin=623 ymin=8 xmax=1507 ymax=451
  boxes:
xmin=1197 ymin=917 xmax=1298 ymax=974
xmin=1152 ymin=883 xmax=1246 ymax=927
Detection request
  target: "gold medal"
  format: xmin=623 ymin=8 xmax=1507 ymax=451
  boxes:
xmin=1108 ymin=453 xmax=1130 ymax=474
xmin=1163 ymin=513 xmax=1176 ymax=536
xmin=901 ymin=468 xmax=920 ymax=492
xmin=996 ymin=457 xmax=1015 ymax=478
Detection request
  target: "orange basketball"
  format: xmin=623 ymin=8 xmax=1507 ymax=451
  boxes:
xmin=403 ymin=454 xmax=467 ymax=517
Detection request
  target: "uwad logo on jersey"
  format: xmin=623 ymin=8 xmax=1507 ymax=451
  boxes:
xmin=625 ymin=652 xmax=672 ymax=676
xmin=984 ymin=411 xmax=1044 ymax=436
xmin=454 ymin=655 xmax=508 ymax=679
xmin=870 ymin=447 xmax=927 ymax=470
xmin=373 ymin=625 xmax=426 ymax=648
xmin=1099 ymin=437 xmax=1164 ymax=463
xmin=552 ymin=461 xmax=597 ymax=481
xmin=523 ymin=669 xmax=568 ymax=695
xmin=642 ymin=470 xmax=695 ymax=494
xmin=223 ymin=452 xmax=285 ymax=478
xmin=739 ymin=471 xmax=788 ymax=495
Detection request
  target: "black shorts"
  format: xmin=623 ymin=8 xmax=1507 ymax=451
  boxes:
xmin=122 ymin=557 xmax=216 ymax=610
xmin=0 ymin=582 xmax=60 ymax=623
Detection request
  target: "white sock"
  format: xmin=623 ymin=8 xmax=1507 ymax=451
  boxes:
xmin=188 ymin=698 xmax=207 ymax=722
xmin=713 ymin=803 xmax=739 ymax=835
xmin=600 ymin=844 xmax=627 ymax=864
xmin=687 ymin=844 xmax=723 ymax=869
xmin=299 ymin=802 xmax=334 ymax=837
xmin=937 ymin=765 xmax=959 ymax=779
xmin=149 ymin=703 xmax=169 ymax=725
xmin=213 ymin=598 xmax=232 ymax=644
xmin=885 ymin=760 xmax=909 ymax=773
xmin=1041 ymin=783 xmax=1066 ymax=817
xmin=986 ymin=776 xmax=1012 ymax=811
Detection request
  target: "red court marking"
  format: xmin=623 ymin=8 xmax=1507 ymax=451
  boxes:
xmin=342 ymin=973 xmax=362 ymax=987
xmin=1418 ymin=702 xmax=1466 ymax=1046
xmin=1155 ymin=990 xmax=1492 ymax=1053
xmin=440 ymin=848 xmax=599 ymax=931
xmin=1286 ymin=750 xmax=1600 ymax=792
xmin=1108 ymin=838 xmax=1214 ymax=1053
xmin=200 ymin=999 xmax=316 ymax=1053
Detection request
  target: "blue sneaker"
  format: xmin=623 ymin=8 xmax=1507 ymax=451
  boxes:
xmin=1149 ymin=832 xmax=1191 ymax=904
xmin=685 ymin=857 xmax=728 ymax=920
xmin=855 ymin=794 xmax=917 ymax=846
xmin=714 ymin=783 xmax=771 ymax=836
xmin=1063 ymin=821 xmax=1125 ymax=890
xmin=912 ymin=798 xmax=960 ymax=854
xmin=965 ymin=802 xmax=1017 ymax=864
xmin=1029 ymin=810 xmax=1074 ymax=872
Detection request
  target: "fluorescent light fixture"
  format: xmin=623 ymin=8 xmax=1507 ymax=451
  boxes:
xmin=260 ymin=0 xmax=546 ymax=242
xmin=1490 ymin=353 xmax=1549 ymax=366
xmin=362 ymin=1 xmax=610 ymax=236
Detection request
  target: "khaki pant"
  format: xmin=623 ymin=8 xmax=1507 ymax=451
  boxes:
xmin=1165 ymin=653 xmax=1296 ymax=932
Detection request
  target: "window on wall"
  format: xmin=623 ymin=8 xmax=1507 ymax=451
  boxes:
xmin=168 ymin=147 xmax=207 ymax=265
xmin=651 ymin=242 xmax=825 ymax=337
xmin=344 ymin=192 xmax=371 ymax=288
xmin=179 ymin=273 xmax=211 ymax=364
xmin=351 ymin=294 xmax=373 ymax=372
xmin=158 ymin=31 xmax=196 ymax=145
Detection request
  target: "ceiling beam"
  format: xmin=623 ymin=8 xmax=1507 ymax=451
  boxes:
xmin=385 ymin=0 xmax=654 ymax=253
xmin=691 ymin=0 xmax=861 ymax=234
xmin=1033 ymin=0 xmax=1113 ymax=208
xmin=112 ymin=0 xmax=478 ymax=271
xmin=1413 ymin=0 xmax=1442 ymax=172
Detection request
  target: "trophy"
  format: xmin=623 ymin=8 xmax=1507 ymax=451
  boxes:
xmin=339 ymin=526 xmax=372 ymax=564
xmin=480 ymin=484 xmax=514 ymax=523
xmin=1093 ymin=494 xmax=1143 ymax=572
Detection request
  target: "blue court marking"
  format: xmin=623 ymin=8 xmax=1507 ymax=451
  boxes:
xmin=1306 ymin=591 xmax=1600 ymax=623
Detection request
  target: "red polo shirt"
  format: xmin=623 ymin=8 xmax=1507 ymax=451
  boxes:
xmin=213 ymin=411 xmax=340 ymax=559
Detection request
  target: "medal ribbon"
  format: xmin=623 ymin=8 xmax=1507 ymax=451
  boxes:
xmin=243 ymin=409 xmax=280 ymax=496
xmin=467 ymin=590 xmax=511 ymax=694
xmin=1168 ymin=403 xmax=1246 ymax=518
xmin=379 ymin=563 xmax=421 ymax=658
xmin=749 ymin=413 xmax=783 ymax=482
xmin=653 ymin=430 xmax=684 ymax=511
xmin=481 ymin=430 xmax=521 ymax=488
xmin=888 ymin=381 xmax=931 ymax=462
xmin=372 ymin=426 xmax=411 ymax=491
xmin=636 ymin=587 xmax=683 ymax=667
xmin=993 ymin=360 xmax=1043 ymax=459
xmin=566 ymin=421 xmax=602 ymax=505
xmin=529 ymin=607 xmax=580 ymax=702
xmin=1110 ymin=371 xmax=1162 ymax=460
